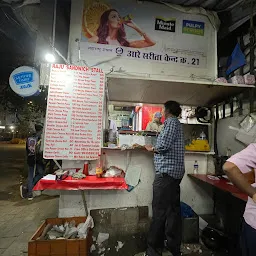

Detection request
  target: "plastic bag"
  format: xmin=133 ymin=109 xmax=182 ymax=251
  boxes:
xmin=52 ymin=225 xmax=65 ymax=234
xmin=180 ymin=202 xmax=194 ymax=218
xmin=77 ymin=216 xmax=94 ymax=239
xmin=103 ymin=166 xmax=125 ymax=178
xmin=97 ymin=232 xmax=110 ymax=245
xmin=64 ymin=227 xmax=78 ymax=239
xmin=240 ymin=115 xmax=256 ymax=132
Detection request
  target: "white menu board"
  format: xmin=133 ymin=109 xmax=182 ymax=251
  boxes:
xmin=43 ymin=64 xmax=104 ymax=160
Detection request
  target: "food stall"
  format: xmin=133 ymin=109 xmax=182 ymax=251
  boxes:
xmin=36 ymin=0 xmax=255 ymax=233
xmin=35 ymin=62 xmax=253 ymax=220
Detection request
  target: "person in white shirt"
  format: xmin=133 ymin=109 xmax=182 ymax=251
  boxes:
xmin=223 ymin=144 xmax=256 ymax=256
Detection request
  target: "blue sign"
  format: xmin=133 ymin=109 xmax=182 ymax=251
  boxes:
xmin=182 ymin=20 xmax=205 ymax=36
xmin=9 ymin=66 xmax=40 ymax=97
xmin=13 ymin=72 xmax=34 ymax=85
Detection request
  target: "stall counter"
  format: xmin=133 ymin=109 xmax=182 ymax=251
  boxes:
xmin=40 ymin=149 xmax=214 ymax=218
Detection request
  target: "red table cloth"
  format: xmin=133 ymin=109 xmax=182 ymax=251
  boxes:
xmin=33 ymin=176 xmax=128 ymax=191
xmin=188 ymin=174 xmax=247 ymax=201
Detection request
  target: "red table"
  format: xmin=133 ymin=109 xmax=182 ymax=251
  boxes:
xmin=33 ymin=176 xmax=128 ymax=191
xmin=188 ymin=174 xmax=248 ymax=202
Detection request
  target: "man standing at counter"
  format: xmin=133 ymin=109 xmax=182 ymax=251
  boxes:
xmin=223 ymin=144 xmax=256 ymax=256
xmin=145 ymin=101 xmax=185 ymax=256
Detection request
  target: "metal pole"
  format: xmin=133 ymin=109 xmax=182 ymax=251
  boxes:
xmin=81 ymin=190 xmax=88 ymax=216
xmin=214 ymin=104 xmax=219 ymax=155
xmin=249 ymin=0 xmax=255 ymax=113
xmin=52 ymin=0 xmax=57 ymax=49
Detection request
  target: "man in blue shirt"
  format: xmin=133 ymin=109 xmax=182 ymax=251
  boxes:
xmin=145 ymin=101 xmax=185 ymax=256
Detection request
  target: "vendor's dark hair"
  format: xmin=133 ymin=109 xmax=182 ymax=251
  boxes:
xmin=164 ymin=101 xmax=182 ymax=117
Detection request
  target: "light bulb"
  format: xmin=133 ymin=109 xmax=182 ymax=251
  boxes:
xmin=45 ymin=53 xmax=55 ymax=63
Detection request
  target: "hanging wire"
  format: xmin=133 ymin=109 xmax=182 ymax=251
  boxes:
xmin=216 ymin=0 xmax=245 ymax=13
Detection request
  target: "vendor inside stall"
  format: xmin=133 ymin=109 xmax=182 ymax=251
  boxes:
xmin=145 ymin=112 xmax=163 ymax=133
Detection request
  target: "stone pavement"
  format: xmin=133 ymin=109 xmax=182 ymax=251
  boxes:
xmin=0 ymin=144 xmax=58 ymax=256
xmin=0 ymin=193 xmax=58 ymax=256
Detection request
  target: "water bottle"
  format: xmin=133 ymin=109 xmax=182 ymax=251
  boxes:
xmin=193 ymin=160 xmax=199 ymax=174
xmin=199 ymin=131 xmax=206 ymax=140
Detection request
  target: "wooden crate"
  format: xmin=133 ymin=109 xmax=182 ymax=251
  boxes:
xmin=28 ymin=217 xmax=92 ymax=256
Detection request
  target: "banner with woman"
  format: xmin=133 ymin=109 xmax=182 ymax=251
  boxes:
xmin=80 ymin=0 xmax=217 ymax=74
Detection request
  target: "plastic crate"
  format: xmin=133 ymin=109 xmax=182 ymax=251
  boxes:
xmin=28 ymin=217 xmax=92 ymax=256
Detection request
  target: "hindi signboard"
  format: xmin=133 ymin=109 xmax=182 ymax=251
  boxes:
xmin=80 ymin=0 xmax=214 ymax=69
xmin=43 ymin=64 xmax=104 ymax=160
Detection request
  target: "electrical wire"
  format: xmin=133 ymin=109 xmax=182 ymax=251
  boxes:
xmin=216 ymin=0 xmax=245 ymax=13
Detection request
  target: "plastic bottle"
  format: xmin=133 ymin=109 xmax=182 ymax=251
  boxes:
xmin=96 ymin=154 xmax=103 ymax=178
xmin=199 ymin=131 xmax=207 ymax=140
xmin=83 ymin=161 xmax=89 ymax=176
xmin=193 ymin=160 xmax=199 ymax=174
xmin=122 ymin=14 xmax=133 ymax=22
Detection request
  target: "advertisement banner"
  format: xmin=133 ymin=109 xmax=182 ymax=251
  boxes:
xmin=81 ymin=0 xmax=210 ymax=69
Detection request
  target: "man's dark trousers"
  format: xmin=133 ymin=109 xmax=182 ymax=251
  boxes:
xmin=147 ymin=173 xmax=182 ymax=256
xmin=241 ymin=220 xmax=256 ymax=256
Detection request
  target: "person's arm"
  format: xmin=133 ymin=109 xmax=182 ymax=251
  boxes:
xmin=125 ymin=21 xmax=155 ymax=48
xmin=223 ymin=161 xmax=256 ymax=199
xmin=88 ymin=36 xmax=99 ymax=43
xmin=154 ymin=120 xmax=178 ymax=153
xmin=145 ymin=122 xmax=152 ymax=131
xmin=244 ymin=170 xmax=255 ymax=184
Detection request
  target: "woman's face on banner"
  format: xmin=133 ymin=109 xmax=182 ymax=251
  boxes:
xmin=108 ymin=10 xmax=121 ymax=29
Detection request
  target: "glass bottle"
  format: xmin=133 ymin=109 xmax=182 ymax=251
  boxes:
xmin=96 ymin=154 xmax=103 ymax=178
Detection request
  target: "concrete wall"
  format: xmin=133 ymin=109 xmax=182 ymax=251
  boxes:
xmin=217 ymin=104 xmax=250 ymax=156
xmin=59 ymin=150 xmax=213 ymax=218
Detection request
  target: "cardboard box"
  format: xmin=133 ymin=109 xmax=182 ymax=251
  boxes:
xmin=244 ymin=74 xmax=255 ymax=85
xmin=228 ymin=75 xmax=245 ymax=84
xmin=28 ymin=217 xmax=92 ymax=256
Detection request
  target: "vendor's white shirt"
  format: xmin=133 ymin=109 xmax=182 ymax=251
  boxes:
xmin=145 ymin=121 xmax=163 ymax=133
xmin=227 ymin=143 xmax=256 ymax=230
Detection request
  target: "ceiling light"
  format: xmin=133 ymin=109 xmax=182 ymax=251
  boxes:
xmin=45 ymin=53 xmax=55 ymax=63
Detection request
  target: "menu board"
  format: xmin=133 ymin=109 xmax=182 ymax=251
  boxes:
xmin=43 ymin=64 xmax=105 ymax=160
